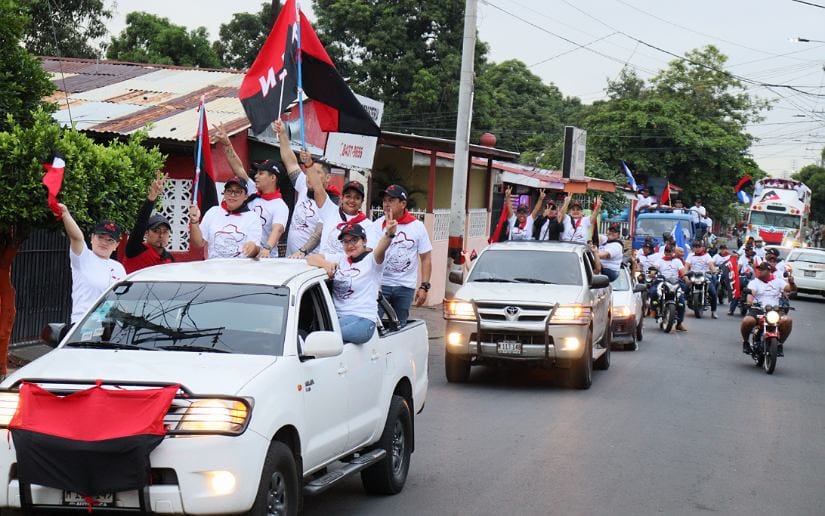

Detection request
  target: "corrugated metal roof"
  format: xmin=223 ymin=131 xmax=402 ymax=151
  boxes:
xmin=41 ymin=57 xmax=251 ymax=143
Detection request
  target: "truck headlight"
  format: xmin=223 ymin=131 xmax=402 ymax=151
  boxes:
xmin=0 ymin=392 xmax=19 ymax=428
xmin=551 ymin=305 xmax=591 ymax=323
xmin=766 ymin=310 xmax=780 ymax=324
xmin=614 ymin=305 xmax=633 ymax=318
xmin=444 ymin=299 xmax=476 ymax=320
xmin=177 ymin=399 xmax=250 ymax=434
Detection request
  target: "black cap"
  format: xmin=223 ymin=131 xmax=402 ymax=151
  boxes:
xmin=224 ymin=177 xmax=248 ymax=193
xmin=756 ymin=261 xmax=772 ymax=271
xmin=380 ymin=184 xmax=408 ymax=201
xmin=607 ymin=224 xmax=621 ymax=233
xmin=147 ymin=214 xmax=171 ymax=231
xmin=516 ymin=204 xmax=529 ymax=214
xmin=252 ymin=159 xmax=283 ymax=175
xmin=766 ymin=248 xmax=780 ymax=257
xmin=642 ymin=241 xmax=654 ymax=249
xmin=338 ymin=223 xmax=367 ymax=241
xmin=93 ymin=220 xmax=121 ymax=240
xmin=343 ymin=181 xmax=365 ymax=198
xmin=692 ymin=240 xmax=704 ymax=247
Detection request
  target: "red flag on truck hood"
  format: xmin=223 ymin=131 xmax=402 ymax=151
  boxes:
xmin=239 ymin=0 xmax=380 ymax=137
xmin=9 ymin=382 xmax=178 ymax=496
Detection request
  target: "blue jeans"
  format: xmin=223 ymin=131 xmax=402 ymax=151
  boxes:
xmin=339 ymin=315 xmax=376 ymax=344
xmin=603 ymin=268 xmax=619 ymax=282
xmin=380 ymin=285 xmax=415 ymax=327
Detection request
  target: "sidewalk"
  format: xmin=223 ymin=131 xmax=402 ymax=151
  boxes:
xmin=5 ymin=304 xmax=447 ymax=372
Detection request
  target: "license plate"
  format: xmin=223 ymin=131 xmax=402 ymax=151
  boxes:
xmin=63 ymin=491 xmax=114 ymax=507
xmin=497 ymin=341 xmax=522 ymax=355
xmin=805 ymin=270 xmax=816 ymax=277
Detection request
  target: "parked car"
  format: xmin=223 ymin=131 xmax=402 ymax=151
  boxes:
xmin=787 ymin=247 xmax=825 ymax=297
xmin=443 ymin=241 xmax=612 ymax=389
xmin=610 ymin=266 xmax=646 ymax=350
xmin=0 ymin=259 xmax=429 ymax=514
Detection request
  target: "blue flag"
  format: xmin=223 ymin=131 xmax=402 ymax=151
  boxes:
xmin=737 ymin=190 xmax=751 ymax=204
xmin=672 ymin=221 xmax=686 ymax=250
xmin=621 ymin=161 xmax=638 ymax=191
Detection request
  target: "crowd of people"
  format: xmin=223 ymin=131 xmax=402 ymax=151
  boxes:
xmin=60 ymin=122 xmax=433 ymax=345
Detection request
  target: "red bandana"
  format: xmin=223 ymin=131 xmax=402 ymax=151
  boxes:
xmin=693 ymin=250 xmax=706 ymax=256
xmin=337 ymin=210 xmax=368 ymax=229
xmin=220 ymin=201 xmax=243 ymax=216
xmin=257 ymin=190 xmax=282 ymax=200
xmin=759 ymin=274 xmax=776 ymax=283
xmin=326 ymin=185 xmax=342 ymax=198
xmin=383 ymin=210 xmax=417 ymax=228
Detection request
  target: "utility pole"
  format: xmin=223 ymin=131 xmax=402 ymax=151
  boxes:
xmin=445 ymin=0 xmax=477 ymax=297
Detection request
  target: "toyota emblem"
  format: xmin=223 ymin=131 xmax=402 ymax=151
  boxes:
xmin=505 ymin=306 xmax=520 ymax=319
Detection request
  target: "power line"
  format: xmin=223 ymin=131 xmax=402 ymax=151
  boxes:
xmin=791 ymin=0 xmax=825 ymax=9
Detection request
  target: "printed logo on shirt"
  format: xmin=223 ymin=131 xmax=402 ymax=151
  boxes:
xmin=386 ymin=232 xmax=417 ymax=273
xmin=253 ymin=205 xmax=267 ymax=226
xmin=333 ymin=266 xmax=361 ymax=299
xmin=293 ymin=199 xmax=316 ymax=230
xmin=213 ymin=224 xmax=248 ymax=257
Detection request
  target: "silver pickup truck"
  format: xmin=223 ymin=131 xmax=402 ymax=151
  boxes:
xmin=443 ymin=241 xmax=612 ymax=389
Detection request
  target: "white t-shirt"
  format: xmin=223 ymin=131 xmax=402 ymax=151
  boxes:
xmin=753 ymin=246 xmax=766 ymax=259
xmin=600 ymin=241 xmax=624 ymax=272
xmin=286 ymin=172 xmax=324 ymax=256
xmin=747 ymin=276 xmax=787 ymax=307
xmin=686 ymin=252 xmax=715 ymax=273
xmin=331 ymin=252 xmax=384 ymax=321
xmin=245 ymin=179 xmax=289 ymax=257
xmin=507 ymin=214 xmax=534 ymax=241
xmin=562 ymin=216 xmax=593 ymax=243
xmin=369 ymin=217 xmax=433 ymax=289
xmin=636 ymin=194 xmax=654 ymax=211
xmin=713 ymin=253 xmax=733 ymax=267
xmin=654 ymin=257 xmax=684 ymax=282
xmin=199 ymin=205 xmax=262 ymax=259
xmin=689 ymin=205 xmax=706 ymax=222
xmin=637 ymin=251 xmax=657 ymax=273
xmin=317 ymin=200 xmax=374 ymax=257
xmin=70 ymin=246 xmax=126 ymax=324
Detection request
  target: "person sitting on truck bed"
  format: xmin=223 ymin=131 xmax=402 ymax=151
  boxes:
xmin=636 ymin=187 xmax=657 ymax=213
xmin=595 ymin=225 xmax=624 ymax=281
xmin=562 ymin=195 xmax=602 ymax=244
xmin=533 ymin=196 xmax=566 ymax=241
xmin=307 ymin=219 xmax=395 ymax=344
xmin=671 ymin=198 xmax=687 ymax=214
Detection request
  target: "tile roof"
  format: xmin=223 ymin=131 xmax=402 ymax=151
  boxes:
xmin=42 ymin=57 xmax=250 ymax=143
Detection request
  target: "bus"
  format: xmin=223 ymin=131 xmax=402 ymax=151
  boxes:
xmin=747 ymin=178 xmax=811 ymax=247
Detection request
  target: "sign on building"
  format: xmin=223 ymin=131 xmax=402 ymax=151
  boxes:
xmin=323 ymin=94 xmax=384 ymax=170
xmin=562 ymin=126 xmax=586 ymax=179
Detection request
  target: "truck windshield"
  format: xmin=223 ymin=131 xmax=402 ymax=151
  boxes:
xmin=611 ymin=270 xmax=631 ymax=291
xmin=636 ymin=218 xmax=691 ymax=238
xmin=67 ymin=282 xmax=290 ymax=356
xmin=749 ymin=211 xmax=800 ymax=229
xmin=468 ymin=250 xmax=582 ymax=286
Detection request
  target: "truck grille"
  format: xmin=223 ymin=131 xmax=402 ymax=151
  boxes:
xmin=474 ymin=302 xmax=553 ymax=323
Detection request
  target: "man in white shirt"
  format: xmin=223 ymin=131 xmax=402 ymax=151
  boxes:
xmin=58 ymin=205 xmax=127 ymax=325
xmin=369 ymin=184 xmax=433 ymax=326
xmin=741 ymin=262 xmax=795 ymax=354
xmin=635 ymin=187 xmax=656 ymax=212
xmin=189 ymin=178 xmax=262 ymax=259
xmin=596 ymin=225 xmax=624 ymax=281
xmin=689 ymin=197 xmax=708 ymax=238
xmin=685 ymin=240 xmax=719 ymax=318
xmin=650 ymin=244 xmax=688 ymax=331
xmin=562 ymin=196 xmax=602 ymax=244
xmin=636 ymin=240 xmax=657 ymax=275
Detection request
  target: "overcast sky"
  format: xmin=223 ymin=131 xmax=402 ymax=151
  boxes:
xmin=105 ymin=0 xmax=825 ymax=177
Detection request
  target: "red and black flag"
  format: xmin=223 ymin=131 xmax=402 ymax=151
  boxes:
xmin=239 ymin=0 xmax=380 ymax=137
xmin=9 ymin=382 xmax=178 ymax=496
xmin=194 ymin=99 xmax=219 ymax=213
xmin=42 ymin=153 xmax=65 ymax=219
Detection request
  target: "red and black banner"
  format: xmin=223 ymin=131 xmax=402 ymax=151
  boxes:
xmin=195 ymin=102 xmax=219 ymax=213
xmin=239 ymin=0 xmax=380 ymax=137
xmin=9 ymin=382 xmax=177 ymax=496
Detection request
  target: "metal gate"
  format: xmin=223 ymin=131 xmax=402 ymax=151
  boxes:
xmin=11 ymin=230 xmax=71 ymax=344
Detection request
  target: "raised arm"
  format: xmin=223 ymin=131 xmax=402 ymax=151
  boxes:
xmin=213 ymin=123 xmax=248 ymax=181
xmin=188 ymin=205 xmax=204 ymax=249
xmin=58 ymin=203 xmax=85 ymax=256
xmin=274 ymin=120 xmax=300 ymax=182
xmin=126 ymin=171 xmax=166 ymax=258
xmin=504 ymin=186 xmax=513 ymax=218
xmin=373 ymin=210 xmax=396 ymax=264
xmin=557 ymin=194 xmax=572 ymax=223
xmin=590 ymin=195 xmax=603 ymax=226
xmin=531 ymin=189 xmax=546 ymax=220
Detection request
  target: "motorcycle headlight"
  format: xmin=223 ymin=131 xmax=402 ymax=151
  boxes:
xmin=766 ymin=310 xmax=780 ymax=324
xmin=443 ymin=299 xmax=476 ymax=321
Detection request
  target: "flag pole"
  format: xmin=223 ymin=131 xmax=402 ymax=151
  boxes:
xmin=193 ymin=96 xmax=205 ymax=205
xmin=296 ymin=0 xmax=306 ymax=149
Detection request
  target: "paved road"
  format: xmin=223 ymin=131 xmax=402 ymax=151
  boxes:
xmin=304 ymin=294 xmax=825 ymax=515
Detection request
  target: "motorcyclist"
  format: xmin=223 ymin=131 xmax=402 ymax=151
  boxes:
xmin=713 ymin=244 xmax=733 ymax=303
xmin=636 ymin=240 xmax=657 ymax=278
xmin=741 ymin=261 xmax=795 ymax=355
xmin=764 ymin=248 xmax=789 ymax=277
xmin=649 ymin=244 xmax=688 ymax=331
xmin=684 ymin=240 xmax=719 ymax=318
xmin=728 ymin=245 xmax=759 ymax=316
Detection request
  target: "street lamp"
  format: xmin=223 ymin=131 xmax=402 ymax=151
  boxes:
xmin=790 ymin=36 xmax=825 ymax=43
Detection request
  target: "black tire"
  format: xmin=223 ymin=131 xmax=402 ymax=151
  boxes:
xmin=569 ymin=329 xmax=593 ymax=389
xmin=445 ymin=351 xmax=470 ymax=383
xmin=248 ymin=441 xmax=299 ymax=516
xmin=764 ymin=337 xmax=778 ymax=375
xmin=361 ymin=395 xmax=412 ymax=495
xmin=595 ymin=326 xmax=610 ymax=370
xmin=692 ymin=293 xmax=703 ymax=318
xmin=663 ymin=304 xmax=676 ymax=333
xmin=635 ymin=316 xmax=644 ymax=342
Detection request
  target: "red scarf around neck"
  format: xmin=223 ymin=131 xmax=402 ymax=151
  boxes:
xmin=221 ymin=200 xmax=249 ymax=216
xmin=383 ymin=210 xmax=416 ymax=228
xmin=256 ymin=190 xmax=282 ymax=200
xmin=693 ymin=250 xmax=706 ymax=256
xmin=337 ymin=210 xmax=368 ymax=229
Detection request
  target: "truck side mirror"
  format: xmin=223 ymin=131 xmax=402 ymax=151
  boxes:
xmin=41 ymin=323 xmax=66 ymax=348
xmin=302 ymin=331 xmax=344 ymax=359
xmin=449 ymin=270 xmax=464 ymax=284
xmin=633 ymin=283 xmax=647 ymax=293
xmin=590 ymin=275 xmax=610 ymax=289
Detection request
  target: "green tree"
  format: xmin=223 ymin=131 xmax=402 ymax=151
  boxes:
xmin=584 ymin=46 xmax=768 ymax=221
xmin=214 ymin=2 xmax=280 ymax=69
xmin=19 ymin=0 xmax=111 ymax=58
xmin=0 ymin=0 xmax=54 ymax=133
xmin=793 ymin=164 xmax=825 ymax=224
xmin=0 ymin=110 xmax=166 ymax=373
xmin=107 ymin=12 xmax=221 ymax=68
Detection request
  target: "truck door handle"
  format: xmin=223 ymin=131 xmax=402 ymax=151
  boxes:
xmin=337 ymin=365 xmax=348 ymax=375
xmin=370 ymin=350 xmax=380 ymax=362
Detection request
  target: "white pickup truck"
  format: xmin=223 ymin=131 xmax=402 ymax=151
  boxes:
xmin=0 ymin=259 xmax=428 ymax=515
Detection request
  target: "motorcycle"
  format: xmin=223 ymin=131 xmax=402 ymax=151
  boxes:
xmin=746 ymin=303 xmax=789 ymax=375
xmin=652 ymin=276 xmax=684 ymax=333
xmin=685 ymin=271 xmax=711 ymax=318
xmin=717 ymin=264 xmax=730 ymax=304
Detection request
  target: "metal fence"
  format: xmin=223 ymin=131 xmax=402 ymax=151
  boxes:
xmin=11 ymin=230 xmax=72 ymax=343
